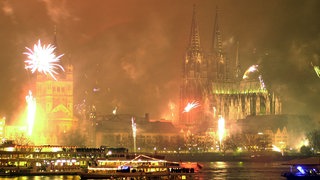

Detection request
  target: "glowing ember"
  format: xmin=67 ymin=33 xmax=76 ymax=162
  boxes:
xmin=272 ymin=145 xmax=281 ymax=152
xmin=183 ymin=101 xmax=200 ymax=113
xmin=258 ymin=75 xmax=266 ymax=90
xmin=218 ymin=116 xmax=225 ymax=146
xmin=243 ymin=64 xmax=259 ymax=79
xmin=24 ymin=40 xmax=64 ymax=81
xmin=112 ymin=107 xmax=117 ymax=115
xmin=314 ymin=65 xmax=320 ymax=78
xmin=26 ymin=90 xmax=36 ymax=136
xmin=168 ymin=101 xmax=176 ymax=118
xmin=213 ymin=106 xmax=217 ymax=118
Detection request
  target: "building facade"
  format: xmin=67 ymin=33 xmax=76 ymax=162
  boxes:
xmin=179 ymin=5 xmax=210 ymax=133
xmin=179 ymin=6 xmax=282 ymax=134
xmin=33 ymin=32 xmax=76 ymax=145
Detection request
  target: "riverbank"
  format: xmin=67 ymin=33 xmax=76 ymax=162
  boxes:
xmin=160 ymin=152 xmax=311 ymax=163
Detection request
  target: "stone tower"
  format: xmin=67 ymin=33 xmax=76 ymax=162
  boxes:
xmin=34 ymin=28 xmax=75 ymax=144
xmin=179 ymin=5 xmax=210 ymax=133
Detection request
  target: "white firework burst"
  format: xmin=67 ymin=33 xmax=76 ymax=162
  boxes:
xmin=24 ymin=40 xmax=64 ymax=80
xmin=183 ymin=101 xmax=200 ymax=113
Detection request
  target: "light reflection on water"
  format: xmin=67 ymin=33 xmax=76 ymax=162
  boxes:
xmin=0 ymin=162 xmax=288 ymax=180
xmin=195 ymin=161 xmax=288 ymax=180
xmin=0 ymin=175 xmax=80 ymax=180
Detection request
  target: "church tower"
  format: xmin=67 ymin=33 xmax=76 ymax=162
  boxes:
xmin=179 ymin=5 xmax=210 ymax=133
xmin=210 ymin=7 xmax=227 ymax=81
xmin=35 ymin=27 xmax=75 ymax=144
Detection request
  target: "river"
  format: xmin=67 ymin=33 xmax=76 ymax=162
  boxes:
xmin=0 ymin=161 xmax=289 ymax=180
xmin=195 ymin=161 xmax=288 ymax=179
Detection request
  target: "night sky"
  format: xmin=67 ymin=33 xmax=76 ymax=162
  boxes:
xmin=0 ymin=0 xmax=319 ymax=123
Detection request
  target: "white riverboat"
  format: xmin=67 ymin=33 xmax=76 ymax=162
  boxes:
xmin=79 ymin=154 xmax=198 ymax=179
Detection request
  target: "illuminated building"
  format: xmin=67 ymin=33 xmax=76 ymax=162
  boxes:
xmin=4 ymin=126 xmax=28 ymax=144
xmin=34 ymin=29 xmax=76 ymax=144
xmin=179 ymin=5 xmax=210 ymax=133
xmin=238 ymin=115 xmax=312 ymax=150
xmin=274 ymin=127 xmax=288 ymax=150
xmin=180 ymin=6 xmax=282 ymax=133
xmin=92 ymin=114 xmax=183 ymax=152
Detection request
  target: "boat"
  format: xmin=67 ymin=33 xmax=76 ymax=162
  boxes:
xmin=0 ymin=142 xmax=201 ymax=178
xmin=179 ymin=161 xmax=203 ymax=173
xmin=281 ymin=157 xmax=320 ymax=179
xmin=0 ymin=143 xmax=131 ymax=176
xmin=79 ymin=154 xmax=198 ymax=179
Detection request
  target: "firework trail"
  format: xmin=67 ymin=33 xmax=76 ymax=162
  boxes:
xmin=314 ymin=66 xmax=320 ymax=78
xmin=218 ymin=116 xmax=225 ymax=146
xmin=24 ymin=40 xmax=64 ymax=81
xmin=131 ymin=117 xmax=137 ymax=152
xmin=183 ymin=101 xmax=200 ymax=113
xmin=112 ymin=106 xmax=117 ymax=115
xmin=26 ymin=90 xmax=36 ymax=136
xmin=258 ymin=75 xmax=266 ymax=90
xmin=243 ymin=65 xmax=259 ymax=79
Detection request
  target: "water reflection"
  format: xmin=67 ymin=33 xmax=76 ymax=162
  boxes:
xmin=196 ymin=161 xmax=287 ymax=180
xmin=0 ymin=162 xmax=288 ymax=180
xmin=0 ymin=176 xmax=80 ymax=180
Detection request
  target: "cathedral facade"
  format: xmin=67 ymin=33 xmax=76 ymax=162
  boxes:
xmin=179 ymin=5 xmax=282 ymax=134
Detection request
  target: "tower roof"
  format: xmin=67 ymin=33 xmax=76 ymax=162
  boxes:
xmin=187 ymin=4 xmax=201 ymax=52
xmin=212 ymin=6 xmax=222 ymax=55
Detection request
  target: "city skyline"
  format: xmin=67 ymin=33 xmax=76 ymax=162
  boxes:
xmin=0 ymin=0 xmax=319 ymax=123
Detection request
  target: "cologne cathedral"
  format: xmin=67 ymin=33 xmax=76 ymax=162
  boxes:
xmin=179 ymin=5 xmax=282 ymax=134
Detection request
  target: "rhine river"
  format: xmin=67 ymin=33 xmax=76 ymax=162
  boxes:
xmin=0 ymin=161 xmax=289 ymax=180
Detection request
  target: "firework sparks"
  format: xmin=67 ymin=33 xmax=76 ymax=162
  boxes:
xmin=26 ymin=90 xmax=36 ymax=136
xmin=131 ymin=117 xmax=137 ymax=152
xmin=243 ymin=65 xmax=259 ymax=79
xmin=112 ymin=106 xmax=117 ymax=115
xmin=183 ymin=101 xmax=200 ymax=113
xmin=218 ymin=116 xmax=225 ymax=146
xmin=24 ymin=40 xmax=64 ymax=81
xmin=213 ymin=106 xmax=217 ymax=118
xmin=272 ymin=145 xmax=281 ymax=152
xmin=314 ymin=65 xmax=320 ymax=78
xmin=168 ymin=101 xmax=176 ymax=119
xmin=258 ymin=75 xmax=266 ymax=90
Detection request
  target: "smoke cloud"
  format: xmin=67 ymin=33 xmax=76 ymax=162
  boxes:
xmin=0 ymin=0 xmax=319 ymax=125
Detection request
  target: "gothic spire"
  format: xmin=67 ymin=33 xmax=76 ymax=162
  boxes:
xmin=188 ymin=4 xmax=201 ymax=53
xmin=211 ymin=6 xmax=227 ymax=81
xmin=212 ymin=6 xmax=222 ymax=55
xmin=235 ymin=41 xmax=241 ymax=79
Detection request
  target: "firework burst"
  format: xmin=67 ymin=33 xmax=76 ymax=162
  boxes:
xmin=243 ymin=64 xmax=259 ymax=79
xmin=24 ymin=40 xmax=64 ymax=80
xmin=183 ymin=101 xmax=200 ymax=113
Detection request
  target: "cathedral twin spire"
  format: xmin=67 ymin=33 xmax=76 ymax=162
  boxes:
xmin=212 ymin=7 xmax=223 ymax=56
xmin=188 ymin=4 xmax=202 ymax=53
